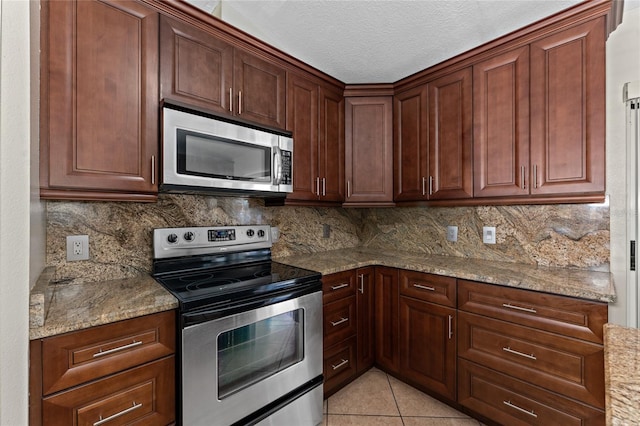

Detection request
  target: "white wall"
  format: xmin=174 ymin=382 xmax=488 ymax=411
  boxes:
xmin=0 ymin=0 xmax=40 ymax=423
xmin=607 ymin=2 xmax=640 ymax=326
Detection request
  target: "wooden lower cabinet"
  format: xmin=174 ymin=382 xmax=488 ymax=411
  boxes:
xmin=374 ymin=267 xmax=400 ymax=374
xmin=323 ymin=336 xmax=358 ymax=397
xmin=356 ymin=267 xmax=375 ymax=373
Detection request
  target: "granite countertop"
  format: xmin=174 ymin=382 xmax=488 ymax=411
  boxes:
xmin=604 ymin=324 xmax=640 ymax=424
xmin=275 ymin=247 xmax=615 ymax=303
xmin=29 ymin=267 xmax=178 ymax=340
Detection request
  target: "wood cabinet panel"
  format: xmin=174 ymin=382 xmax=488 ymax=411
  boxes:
xmin=458 ymin=311 xmax=604 ymax=408
xmin=374 ymin=267 xmax=400 ymax=374
xmin=345 ymin=96 xmax=394 ymax=206
xmin=322 ymin=270 xmax=357 ymax=304
xmin=457 ymin=280 xmax=607 ymax=344
xmin=42 ymin=356 xmax=175 ymax=426
xmin=399 ymin=270 xmax=456 ymax=307
xmin=42 ymin=0 xmax=158 ymax=200
xmin=356 ymin=267 xmax=375 ymax=373
xmin=530 ymin=17 xmax=605 ymax=196
xmin=400 ymin=296 xmax=456 ymax=400
xmin=427 ymin=67 xmax=473 ymax=200
xmin=459 ymin=359 xmax=604 ymax=426
xmin=394 ymin=86 xmax=429 ymax=201
xmin=323 ymin=337 xmax=358 ymax=398
xmin=473 ymin=46 xmax=530 ymax=198
xmin=324 ymin=296 xmax=357 ymax=348
xmin=319 ymin=86 xmax=345 ymax=202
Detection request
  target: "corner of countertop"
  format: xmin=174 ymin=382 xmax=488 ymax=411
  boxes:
xmin=29 ymin=266 xmax=56 ymax=329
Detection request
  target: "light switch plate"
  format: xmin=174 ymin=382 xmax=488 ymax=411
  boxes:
xmin=483 ymin=226 xmax=496 ymax=244
xmin=446 ymin=226 xmax=458 ymax=242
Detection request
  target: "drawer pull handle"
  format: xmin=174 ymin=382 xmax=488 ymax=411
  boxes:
xmin=94 ymin=401 xmax=143 ymax=426
xmin=502 ymin=303 xmax=537 ymax=314
xmin=93 ymin=340 xmax=143 ymax=358
xmin=330 ymin=283 xmax=349 ymax=291
xmin=503 ymin=346 xmax=537 ymax=360
xmin=503 ymin=400 xmax=537 ymax=418
xmin=413 ymin=284 xmax=435 ymax=291
xmin=330 ymin=317 xmax=349 ymax=327
xmin=358 ymin=274 xmax=364 ymax=294
xmin=331 ymin=359 xmax=349 ymax=370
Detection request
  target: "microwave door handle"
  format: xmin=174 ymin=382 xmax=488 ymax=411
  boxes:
xmin=273 ymin=147 xmax=283 ymax=185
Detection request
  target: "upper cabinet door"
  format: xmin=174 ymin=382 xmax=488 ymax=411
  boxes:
xmin=159 ymin=16 xmax=233 ymax=114
xmin=473 ymin=46 xmax=530 ymax=198
xmin=394 ymin=86 xmax=429 ymax=201
xmin=530 ymin=17 xmax=605 ymax=196
xmin=427 ymin=67 xmax=473 ymax=200
xmin=43 ymin=0 xmax=159 ymax=200
xmin=319 ymin=86 xmax=345 ymax=203
xmin=234 ymin=49 xmax=287 ymax=129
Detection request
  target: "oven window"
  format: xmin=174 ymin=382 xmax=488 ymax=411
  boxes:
xmin=217 ymin=309 xmax=304 ymax=399
xmin=176 ymin=129 xmax=271 ymax=182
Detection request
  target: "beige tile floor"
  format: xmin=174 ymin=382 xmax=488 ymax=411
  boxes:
xmin=323 ymin=368 xmax=482 ymax=426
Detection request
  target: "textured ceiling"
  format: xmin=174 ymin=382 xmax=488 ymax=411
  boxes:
xmin=183 ymin=0 xmax=632 ymax=84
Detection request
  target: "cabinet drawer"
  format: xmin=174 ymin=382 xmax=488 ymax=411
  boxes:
xmin=323 ymin=337 xmax=357 ymax=398
xmin=43 ymin=356 xmax=175 ymax=426
xmin=458 ymin=359 xmax=604 ymax=426
xmin=458 ymin=311 xmax=604 ymax=408
xmin=42 ymin=311 xmax=175 ymax=395
xmin=458 ymin=280 xmax=607 ymax=343
xmin=399 ymin=270 xmax=456 ymax=307
xmin=322 ymin=270 xmax=356 ymax=303
xmin=323 ymin=296 xmax=357 ymax=347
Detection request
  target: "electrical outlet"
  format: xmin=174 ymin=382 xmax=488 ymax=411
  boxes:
xmin=322 ymin=224 xmax=331 ymax=239
xmin=66 ymin=235 xmax=89 ymax=261
xmin=482 ymin=226 xmax=496 ymax=244
xmin=446 ymin=226 xmax=458 ymax=242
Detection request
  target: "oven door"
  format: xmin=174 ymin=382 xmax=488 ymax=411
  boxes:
xmin=181 ymin=290 xmax=322 ymax=426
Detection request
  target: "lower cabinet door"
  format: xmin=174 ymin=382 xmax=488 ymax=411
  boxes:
xmin=42 ymin=356 xmax=175 ymax=426
xmin=323 ymin=336 xmax=358 ymax=398
xmin=458 ymin=359 xmax=604 ymax=426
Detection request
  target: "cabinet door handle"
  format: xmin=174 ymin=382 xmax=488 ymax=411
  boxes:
xmin=347 ymin=180 xmax=351 ymax=198
xmin=331 ymin=359 xmax=349 ymax=370
xmin=330 ymin=283 xmax=349 ymax=291
xmin=358 ymin=274 xmax=364 ymax=294
xmin=520 ymin=166 xmax=526 ymax=189
xmin=229 ymin=88 xmax=233 ymax=112
xmin=503 ymin=346 xmax=537 ymax=360
xmin=151 ymin=155 xmax=155 ymax=185
xmin=330 ymin=317 xmax=348 ymax=327
xmin=316 ymin=177 xmax=320 ymax=196
xmin=503 ymin=400 xmax=537 ymax=418
xmin=533 ymin=164 xmax=538 ymax=189
xmin=92 ymin=340 xmax=143 ymax=358
xmin=93 ymin=402 xmax=143 ymax=426
xmin=322 ymin=178 xmax=326 ymax=196
xmin=448 ymin=314 xmax=453 ymax=340
xmin=238 ymin=91 xmax=242 ymax=114
xmin=502 ymin=303 xmax=537 ymax=314
xmin=413 ymin=284 xmax=435 ymax=291
xmin=429 ymin=176 xmax=434 ymax=195
xmin=422 ymin=177 xmax=426 ymax=196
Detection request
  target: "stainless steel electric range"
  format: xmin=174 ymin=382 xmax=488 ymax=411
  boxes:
xmin=152 ymin=225 xmax=323 ymax=426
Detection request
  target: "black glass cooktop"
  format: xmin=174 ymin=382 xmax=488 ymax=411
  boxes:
xmin=153 ymin=260 xmax=321 ymax=311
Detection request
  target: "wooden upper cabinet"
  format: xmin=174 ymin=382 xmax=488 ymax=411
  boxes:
xmin=160 ymin=16 xmax=286 ymax=129
xmin=285 ymin=74 xmax=343 ymax=205
xmin=473 ymin=46 xmax=530 ymax=198
xmin=160 ymin=15 xmax=233 ymax=114
xmin=41 ymin=0 xmax=159 ymax=201
xmin=394 ymin=86 xmax=429 ymax=201
xmin=530 ymin=17 xmax=606 ymax=196
xmin=344 ymin=96 xmax=394 ymax=206
xmin=427 ymin=67 xmax=473 ymax=200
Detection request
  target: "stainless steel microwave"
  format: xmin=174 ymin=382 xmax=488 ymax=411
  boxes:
xmin=161 ymin=106 xmax=293 ymax=197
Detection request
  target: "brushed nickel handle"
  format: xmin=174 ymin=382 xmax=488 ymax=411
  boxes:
xmin=330 ymin=317 xmax=348 ymax=327
xmin=422 ymin=177 xmax=426 ymax=196
xmin=503 ymin=346 xmax=537 ymax=360
xmin=503 ymin=400 xmax=537 ymax=418
xmin=331 ymin=359 xmax=349 ymax=370
xmin=533 ymin=164 xmax=538 ymax=189
xmin=358 ymin=274 xmax=364 ymax=294
xmin=229 ymin=88 xmax=233 ymax=112
xmin=93 ymin=402 xmax=143 ymax=426
xmin=238 ymin=91 xmax=242 ymax=114
xmin=330 ymin=283 xmax=349 ymax=291
xmin=151 ymin=155 xmax=155 ymax=185
xmin=92 ymin=340 xmax=143 ymax=358
xmin=322 ymin=178 xmax=326 ymax=196
xmin=448 ymin=315 xmax=453 ymax=340
xmin=347 ymin=180 xmax=351 ymax=198
xmin=429 ymin=176 xmax=434 ymax=195
xmin=316 ymin=177 xmax=320 ymax=196
xmin=502 ymin=303 xmax=537 ymax=314
xmin=413 ymin=284 xmax=435 ymax=291
xmin=520 ymin=166 xmax=526 ymax=189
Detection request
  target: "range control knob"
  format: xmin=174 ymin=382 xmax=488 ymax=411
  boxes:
xmin=257 ymin=229 xmax=266 ymax=238
xmin=246 ymin=229 xmax=255 ymax=237
xmin=167 ymin=233 xmax=178 ymax=244
xmin=183 ymin=231 xmax=195 ymax=242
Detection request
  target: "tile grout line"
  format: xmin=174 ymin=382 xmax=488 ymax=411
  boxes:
xmin=385 ymin=372 xmax=406 ymax=425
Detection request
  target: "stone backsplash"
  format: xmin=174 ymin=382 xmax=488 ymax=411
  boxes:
xmin=46 ymin=195 xmax=610 ymax=283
